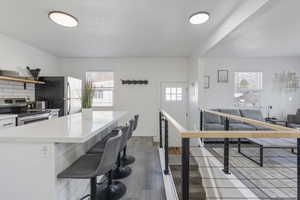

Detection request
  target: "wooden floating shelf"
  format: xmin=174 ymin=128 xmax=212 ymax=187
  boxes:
xmin=0 ymin=76 xmax=45 ymax=85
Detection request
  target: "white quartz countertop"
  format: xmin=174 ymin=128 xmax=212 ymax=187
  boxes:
xmin=0 ymin=111 xmax=127 ymax=143
xmin=0 ymin=114 xmax=17 ymax=120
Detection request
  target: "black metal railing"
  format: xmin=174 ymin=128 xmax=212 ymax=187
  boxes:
xmin=197 ymin=109 xmax=300 ymax=200
xmin=159 ymin=111 xmax=169 ymax=175
xmin=199 ymin=110 xmax=231 ymax=174
xmin=160 ymin=109 xmax=234 ymax=200
xmin=181 ymin=137 xmax=190 ymax=200
xmin=160 ymin=109 xmax=300 ymax=200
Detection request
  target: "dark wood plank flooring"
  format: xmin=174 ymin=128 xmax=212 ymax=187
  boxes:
xmin=121 ymin=137 xmax=166 ymax=200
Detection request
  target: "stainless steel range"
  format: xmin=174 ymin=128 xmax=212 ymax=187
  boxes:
xmin=0 ymin=98 xmax=50 ymax=126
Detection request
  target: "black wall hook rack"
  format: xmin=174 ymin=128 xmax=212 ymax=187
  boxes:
xmin=121 ymin=79 xmax=149 ymax=85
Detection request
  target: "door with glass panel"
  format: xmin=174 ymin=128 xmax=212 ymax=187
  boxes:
xmin=160 ymin=82 xmax=188 ymax=146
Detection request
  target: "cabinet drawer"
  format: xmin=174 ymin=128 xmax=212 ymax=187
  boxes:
xmin=0 ymin=118 xmax=16 ymax=129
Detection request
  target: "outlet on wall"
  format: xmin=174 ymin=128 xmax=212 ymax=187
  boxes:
xmin=40 ymin=145 xmax=49 ymax=158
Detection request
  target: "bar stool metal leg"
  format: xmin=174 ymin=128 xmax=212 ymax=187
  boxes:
xmin=79 ymin=178 xmax=97 ymax=200
xmin=90 ymin=177 xmax=97 ymax=200
xmin=112 ymin=152 xmax=132 ymax=179
xmin=122 ymin=146 xmax=135 ymax=166
xmin=97 ymin=170 xmax=127 ymax=200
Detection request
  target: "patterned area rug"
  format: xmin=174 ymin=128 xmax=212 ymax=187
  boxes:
xmin=206 ymin=144 xmax=297 ymax=199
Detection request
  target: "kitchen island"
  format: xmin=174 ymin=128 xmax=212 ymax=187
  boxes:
xmin=0 ymin=111 xmax=127 ymax=200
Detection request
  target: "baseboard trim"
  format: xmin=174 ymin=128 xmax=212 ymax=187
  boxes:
xmin=158 ymin=148 xmax=179 ymax=200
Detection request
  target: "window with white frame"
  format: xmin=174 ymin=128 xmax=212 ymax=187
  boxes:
xmin=165 ymin=87 xmax=182 ymax=101
xmin=234 ymin=72 xmax=263 ymax=107
xmin=86 ymin=71 xmax=114 ymax=107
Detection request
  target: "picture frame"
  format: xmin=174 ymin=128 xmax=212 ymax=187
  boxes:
xmin=217 ymin=69 xmax=229 ymax=83
xmin=204 ymin=76 xmax=210 ymax=89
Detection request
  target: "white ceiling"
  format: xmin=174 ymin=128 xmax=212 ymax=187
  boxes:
xmin=0 ymin=0 xmax=241 ymax=58
xmin=206 ymin=0 xmax=300 ymax=58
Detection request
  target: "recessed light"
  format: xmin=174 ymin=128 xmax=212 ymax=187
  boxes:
xmin=189 ymin=12 xmax=210 ymax=25
xmin=48 ymin=11 xmax=78 ymax=28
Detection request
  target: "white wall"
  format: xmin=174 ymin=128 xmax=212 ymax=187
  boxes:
xmin=198 ymin=57 xmax=300 ymax=119
xmin=187 ymin=56 xmax=204 ymax=130
xmin=60 ymin=57 xmax=188 ymax=137
xmin=0 ymin=33 xmax=60 ymax=100
xmin=0 ymin=33 xmax=60 ymax=76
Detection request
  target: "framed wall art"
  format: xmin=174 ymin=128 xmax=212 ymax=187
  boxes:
xmin=217 ymin=69 xmax=229 ymax=83
xmin=204 ymin=76 xmax=210 ymax=89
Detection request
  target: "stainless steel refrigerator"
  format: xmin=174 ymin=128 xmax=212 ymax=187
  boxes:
xmin=35 ymin=76 xmax=82 ymax=116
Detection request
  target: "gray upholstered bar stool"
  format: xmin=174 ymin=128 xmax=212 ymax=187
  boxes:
xmin=88 ymin=120 xmax=134 ymax=180
xmin=57 ymin=130 xmax=123 ymax=200
xmin=111 ymin=120 xmax=134 ymax=179
xmin=122 ymin=114 xmax=139 ymax=166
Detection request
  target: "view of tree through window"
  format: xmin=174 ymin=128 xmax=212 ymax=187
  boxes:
xmin=234 ymin=72 xmax=263 ymax=107
xmin=86 ymin=72 xmax=114 ymax=107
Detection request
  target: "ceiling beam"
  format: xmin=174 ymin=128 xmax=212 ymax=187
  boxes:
xmin=193 ymin=0 xmax=270 ymax=57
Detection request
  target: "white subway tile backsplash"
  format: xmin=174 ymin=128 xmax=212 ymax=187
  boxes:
xmin=0 ymin=81 xmax=35 ymax=100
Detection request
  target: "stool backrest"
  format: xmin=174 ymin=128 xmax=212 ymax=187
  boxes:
xmin=127 ymin=115 xmax=139 ymax=139
xmin=119 ymin=119 xmax=134 ymax=150
xmin=97 ymin=130 xmax=122 ymax=174
xmin=128 ymin=118 xmax=135 ymax=139
xmin=133 ymin=114 xmax=139 ymax=131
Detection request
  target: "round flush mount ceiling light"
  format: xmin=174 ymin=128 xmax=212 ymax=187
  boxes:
xmin=48 ymin=11 xmax=78 ymax=27
xmin=189 ymin=12 xmax=210 ymax=25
